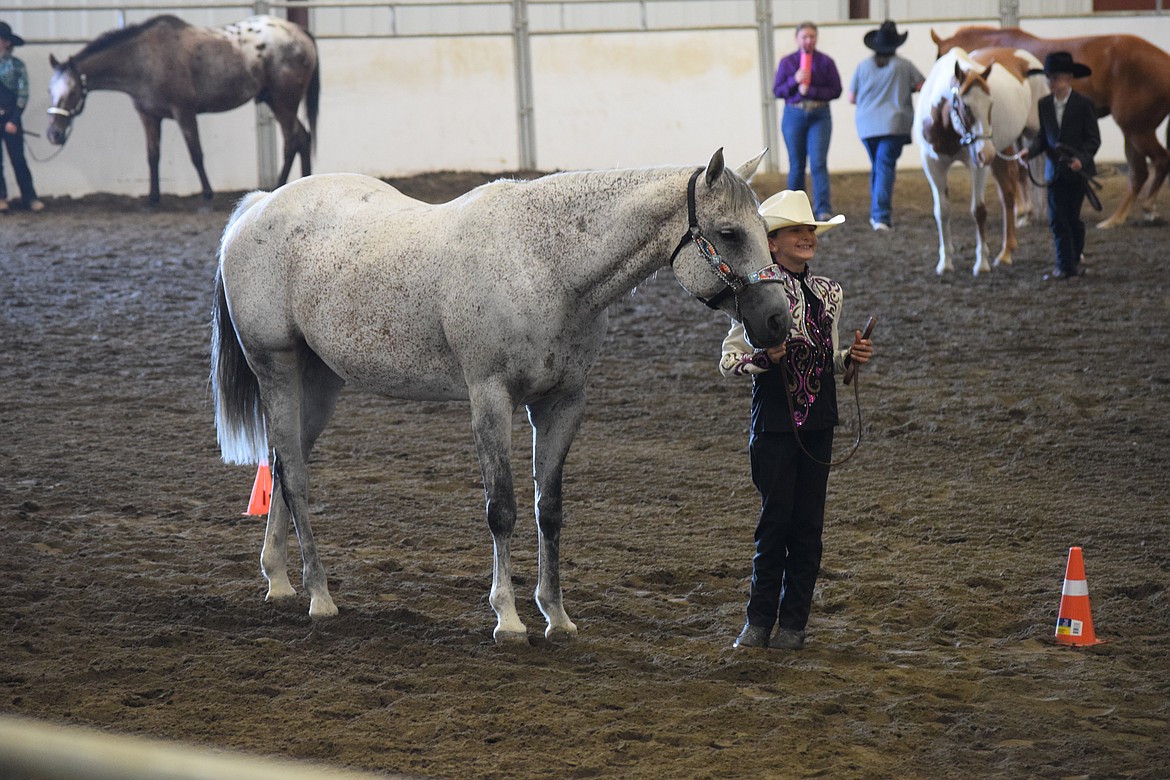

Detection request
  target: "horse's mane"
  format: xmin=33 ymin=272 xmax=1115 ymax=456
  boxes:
xmin=488 ymin=164 xmax=758 ymax=214
xmin=73 ymin=14 xmax=189 ymax=61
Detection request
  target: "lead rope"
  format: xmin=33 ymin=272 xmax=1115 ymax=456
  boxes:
xmin=778 ymin=357 xmax=863 ymax=468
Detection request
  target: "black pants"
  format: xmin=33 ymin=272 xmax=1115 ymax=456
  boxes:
xmin=745 ymin=428 xmax=832 ymax=632
xmin=1047 ymin=176 xmax=1086 ymax=275
xmin=0 ymin=127 xmax=38 ymax=206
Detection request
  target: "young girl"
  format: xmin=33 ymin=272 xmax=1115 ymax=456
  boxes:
xmin=721 ymin=190 xmax=873 ymax=650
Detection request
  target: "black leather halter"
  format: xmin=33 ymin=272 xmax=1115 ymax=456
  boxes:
xmin=668 ymin=168 xmax=749 ymax=310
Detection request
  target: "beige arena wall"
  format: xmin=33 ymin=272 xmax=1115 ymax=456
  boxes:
xmin=12 ymin=14 xmax=1170 ymax=199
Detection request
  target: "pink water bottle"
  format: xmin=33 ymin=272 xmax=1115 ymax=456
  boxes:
xmin=799 ymin=51 xmax=813 ymax=85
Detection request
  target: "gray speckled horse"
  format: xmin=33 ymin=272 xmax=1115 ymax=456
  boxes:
xmin=46 ymin=15 xmax=318 ymax=202
xmin=211 ymin=149 xmax=790 ymax=643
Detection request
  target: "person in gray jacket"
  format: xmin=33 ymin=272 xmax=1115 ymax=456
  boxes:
xmin=848 ymin=20 xmax=924 ymax=231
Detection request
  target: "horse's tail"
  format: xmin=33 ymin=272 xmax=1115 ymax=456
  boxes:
xmin=210 ymin=191 xmax=271 ymax=466
xmin=306 ymin=32 xmax=320 ymax=157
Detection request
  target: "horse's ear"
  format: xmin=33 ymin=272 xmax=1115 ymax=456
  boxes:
xmin=50 ymin=54 xmax=61 ymax=69
xmin=704 ymin=148 xmax=726 ymax=187
xmin=931 ymin=29 xmax=942 ymax=45
xmin=980 ymin=63 xmax=994 ymax=81
xmin=735 ymin=149 xmax=766 ymax=181
xmin=953 ymin=61 xmax=964 ymax=82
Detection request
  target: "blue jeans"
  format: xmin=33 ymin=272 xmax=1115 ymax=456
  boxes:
xmin=862 ymin=134 xmax=909 ymax=226
xmin=781 ymin=105 xmax=833 ymax=218
xmin=0 ymin=127 xmax=39 ymax=206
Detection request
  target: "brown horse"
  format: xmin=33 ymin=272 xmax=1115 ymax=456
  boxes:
xmin=47 ymin=15 xmax=319 ymax=203
xmin=933 ymin=26 xmax=1170 ymax=228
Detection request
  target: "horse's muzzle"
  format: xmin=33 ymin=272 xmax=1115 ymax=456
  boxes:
xmin=740 ymin=291 xmax=792 ymax=350
xmin=45 ymin=123 xmax=68 ymax=146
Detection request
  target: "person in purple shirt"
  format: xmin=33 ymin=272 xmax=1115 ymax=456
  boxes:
xmin=773 ymin=21 xmax=843 ymax=221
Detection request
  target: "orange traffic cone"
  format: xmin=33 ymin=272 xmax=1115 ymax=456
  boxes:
xmin=1054 ymin=546 xmax=1104 ymax=646
xmin=243 ymin=462 xmax=272 ymax=516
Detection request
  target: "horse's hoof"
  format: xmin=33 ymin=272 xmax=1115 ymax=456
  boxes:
xmin=493 ymin=629 xmax=529 ymax=645
xmin=545 ymin=623 xmax=578 ymax=643
xmin=264 ymin=582 xmax=296 ymax=601
xmin=308 ymin=595 xmax=339 ymax=619
xmin=1095 ymin=217 xmax=1122 ymax=229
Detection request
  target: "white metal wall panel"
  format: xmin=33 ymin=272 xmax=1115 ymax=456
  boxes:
xmin=9 ymin=10 xmax=1170 ymax=198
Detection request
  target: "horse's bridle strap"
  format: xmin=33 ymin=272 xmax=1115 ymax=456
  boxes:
xmin=47 ymin=69 xmax=87 ymax=120
xmin=669 ymin=168 xmax=757 ymax=310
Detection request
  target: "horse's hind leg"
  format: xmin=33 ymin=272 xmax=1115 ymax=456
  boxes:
xmin=175 ymin=111 xmax=214 ymax=200
xmin=260 ymin=490 xmax=296 ymax=602
xmin=527 ymin=391 xmax=586 ymax=641
xmin=1133 ymin=131 xmax=1170 ymax=220
xmin=1098 ymin=136 xmax=1146 ymax=229
xmin=271 ymin=104 xmax=311 ymax=185
xmin=259 ymin=348 xmax=345 ymax=618
xmin=469 ymin=382 xmax=527 ymax=644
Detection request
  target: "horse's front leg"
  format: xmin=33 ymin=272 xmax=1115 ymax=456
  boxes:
xmin=992 ymin=156 xmax=1018 ymax=268
xmin=527 ymin=391 xmax=586 ymax=642
xmin=969 ymin=166 xmax=991 ymax=275
xmin=137 ymin=112 xmax=163 ymax=204
xmin=470 ymin=383 xmax=526 ymax=644
xmin=924 ymin=155 xmax=954 ymax=274
xmin=175 ymin=111 xmax=215 ymax=200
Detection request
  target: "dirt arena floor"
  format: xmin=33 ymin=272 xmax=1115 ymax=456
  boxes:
xmin=2 ymin=164 xmax=1169 ymax=779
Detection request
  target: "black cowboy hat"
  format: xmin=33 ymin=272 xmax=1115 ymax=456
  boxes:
xmin=1027 ymin=51 xmax=1092 ymax=79
xmin=0 ymin=22 xmax=25 ymax=47
xmin=863 ymin=20 xmax=908 ymax=55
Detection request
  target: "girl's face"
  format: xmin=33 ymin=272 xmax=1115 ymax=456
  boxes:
xmin=768 ymin=224 xmax=818 ymax=271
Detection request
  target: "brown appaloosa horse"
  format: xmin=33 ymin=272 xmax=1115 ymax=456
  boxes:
xmin=933 ymin=26 xmax=1170 ymax=228
xmin=47 ymin=15 xmax=319 ymax=203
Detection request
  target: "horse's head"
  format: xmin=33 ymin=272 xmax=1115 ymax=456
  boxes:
xmin=950 ymin=60 xmax=997 ymax=167
xmin=668 ymin=149 xmax=791 ymax=350
xmin=46 ymin=55 xmax=86 ymax=145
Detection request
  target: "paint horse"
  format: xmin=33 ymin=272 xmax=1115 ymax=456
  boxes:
xmin=913 ymin=47 xmax=1047 ymax=275
xmin=47 ymin=15 xmax=319 ymax=203
xmin=212 ymin=150 xmax=793 ymax=643
xmin=934 ymin=26 xmax=1170 ymax=228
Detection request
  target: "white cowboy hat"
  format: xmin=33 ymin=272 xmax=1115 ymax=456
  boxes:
xmin=759 ymin=190 xmax=844 ymax=234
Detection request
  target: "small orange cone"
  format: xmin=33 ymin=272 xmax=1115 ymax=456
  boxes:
xmin=1054 ymin=546 xmax=1104 ymax=646
xmin=243 ymin=462 xmax=272 ymax=516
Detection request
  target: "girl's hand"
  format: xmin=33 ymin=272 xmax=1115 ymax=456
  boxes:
xmin=849 ymin=330 xmax=874 ymax=364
